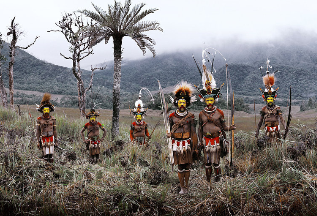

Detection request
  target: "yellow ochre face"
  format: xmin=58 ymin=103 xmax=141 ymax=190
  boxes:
xmin=267 ymin=96 xmax=274 ymax=106
xmin=90 ymin=116 xmax=96 ymax=122
xmin=136 ymin=114 xmax=142 ymax=122
xmin=178 ymin=99 xmax=187 ymax=112
xmin=43 ymin=107 xmax=50 ymax=114
xmin=205 ymin=97 xmax=215 ymax=107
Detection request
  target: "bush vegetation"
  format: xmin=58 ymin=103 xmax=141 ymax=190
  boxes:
xmin=0 ymin=107 xmax=317 ymax=215
xmin=300 ymin=97 xmax=317 ymax=111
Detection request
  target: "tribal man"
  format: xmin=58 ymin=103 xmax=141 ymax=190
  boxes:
xmin=81 ymin=109 xmax=106 ymax=163
xmin=196 ymin=68 xmax=236 ymax=183
xmin=168 ymin=81 xmax=198 ymax=194
xmin=256 ymin=73 xmax=285 ymax=144
xmin=36 ymin=93 xmax=58 ymax=163
xmin=130 ymin=97 xmax=151 ymax=145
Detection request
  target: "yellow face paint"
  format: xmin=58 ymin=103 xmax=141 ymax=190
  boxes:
xmin=178 ymin=99 xmax=186 ymax=108
xmin=177 ymin=99 xmax=187 ymax=112
xmin=205 ymin=97 xmax=215 ymax=106
xmin=90 ymin=116 xmax=96 ymax=122
xmin=43 ymin=107 xmax=50 ymax=114
xmin=136 ymin=114 xmax=142 ymax=122
xmin=267 ymin=96 xmax=274 ymax=105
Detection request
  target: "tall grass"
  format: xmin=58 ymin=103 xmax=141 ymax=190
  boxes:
xmin=0 ymin=107 xmax=317 ymax=215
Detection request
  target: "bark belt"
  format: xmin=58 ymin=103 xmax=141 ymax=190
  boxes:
xmin=265 ymin=122 xmax=278 ymax=127
xmin=171 ymin=113 xmax=194 ymax=134
xmin=172 ymin=132 xmax=190 ymax=139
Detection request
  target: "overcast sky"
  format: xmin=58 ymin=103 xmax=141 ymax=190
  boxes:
xmin=1 ymin=0 xmax=316 ymax=68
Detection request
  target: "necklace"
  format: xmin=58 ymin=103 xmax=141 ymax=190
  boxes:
xmin=176 ymin=109 xmax=188 ymax=117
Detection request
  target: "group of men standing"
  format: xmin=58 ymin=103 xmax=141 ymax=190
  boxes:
xmin=35 ymin=58 xmax=286 ymax=195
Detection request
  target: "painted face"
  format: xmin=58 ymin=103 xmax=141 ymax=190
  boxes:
xmin=178 ymin=99 xmax=187 ymax=112
xmin=205 ymin=97 xmax=215 ymax=109
xmin=43 ymin=107 xmax=50 ymax=115
xmin=267 ymin=96 xmax=274 ymax=106
xmin=136 ymin=114 xmax=142 ymax=122
xmin=90 ymin=116 xmax=96 ymax=122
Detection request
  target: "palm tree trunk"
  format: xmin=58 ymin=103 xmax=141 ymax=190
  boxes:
xmin=111 ymin=35 xmax=123 ymax=139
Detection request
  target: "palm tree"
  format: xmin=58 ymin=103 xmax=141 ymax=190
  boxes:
xmin=80 ymin=0 xmax=162 ymax=139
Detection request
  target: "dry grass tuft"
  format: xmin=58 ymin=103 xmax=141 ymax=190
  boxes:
xmin=0 ymin=107 xmax=317 ymax=215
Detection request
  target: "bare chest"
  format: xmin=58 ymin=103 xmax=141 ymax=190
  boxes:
xmin=170 ymin=115 xmax=193 ymax=133
xmin=86 ymin=124 xmax=100 ymax=137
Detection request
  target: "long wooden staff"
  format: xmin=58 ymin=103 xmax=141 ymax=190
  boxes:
xmin=231 ymin=91 xmax=235 ymax=166
xmin=283 ymin=86 xmax=292 ymax=139
xmin=254 ymin=100 xmax=256 ymax=127
xmin=157 ymin=79 xmax=174 ymax=170
xmin=147 ymin=119 xmax=161 ymax=141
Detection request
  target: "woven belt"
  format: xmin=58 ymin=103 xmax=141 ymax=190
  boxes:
xmin=171 ymin=138 xmax=191 ymax=151
xmin=266 ymin=125 xmax=280 ymax=132
xmin=203 ymin=136 xmax=220 ymax=146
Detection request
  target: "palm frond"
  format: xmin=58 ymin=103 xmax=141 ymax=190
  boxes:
xmin=79 ymin=1 xmax=161 ymax=52
xmin=118 ymin=0 xmax=131 ymax=31
xmin=121 ymin=2 xmax=146 ymax=30
xmin=125 ymin=8 xmax=158 ymax=30
xmin=128 ymin=21 xmax=163 ymax=33
xmin=132 ymin=33 xmax=156 ymax=57
xmin=79 ymin=9 xmax=104 ymax=24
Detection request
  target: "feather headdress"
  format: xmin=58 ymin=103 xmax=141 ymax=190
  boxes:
xmin=131 ymin=98 xmax=147 ymax=116
xmin=259 ymin=59 xmax=279 ymax=100
xmin=130 ymin=88 xmax=154 ymax=117
xmin=86 ymin=109 xmax=100 ymax=119
xmin=173 ymin=81 xmax=195 ymax=107
xmin=263 ymin=74 xmax=275 ymax=90
xmin=37 ymin=93 xmax=55 ymax=112
xmin=194 ymin=49 xmax=223 ymax=102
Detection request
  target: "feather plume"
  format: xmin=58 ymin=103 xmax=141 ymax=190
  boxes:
xmin=174 ymin=81 xmax=194 ymax=97
xmin=41 ymin=93 xmax=51 ymax=105
xmin=201 ymin=56 xmax=216 ymax=90
xmin=263 ymin=74 xmax=275 ymax=89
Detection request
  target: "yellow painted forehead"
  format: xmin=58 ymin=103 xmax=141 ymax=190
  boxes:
xmin=43 ymin=107 xmax=50 ymax=113
xmin=205 ymin=97 xmax=214 ymax=101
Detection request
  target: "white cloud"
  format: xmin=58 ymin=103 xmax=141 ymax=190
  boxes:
xmin=1 ymin=0 xmax=316 ymax=68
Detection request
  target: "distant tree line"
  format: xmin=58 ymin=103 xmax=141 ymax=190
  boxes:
xmin=300 ymin=97 xmax=317 ymax=111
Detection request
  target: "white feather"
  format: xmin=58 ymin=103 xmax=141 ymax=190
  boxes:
xmin=135 ymin=99 xmax=143 ymax=108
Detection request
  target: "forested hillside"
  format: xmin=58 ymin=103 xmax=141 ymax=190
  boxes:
xmin=1 ymin=32 xmax=317 ymax=105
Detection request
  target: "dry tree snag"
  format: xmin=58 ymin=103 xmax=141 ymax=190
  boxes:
xmin=49 ymin=13 xmax=105 ymax=117
xmin=0 ymin=32 xmax=7 ymax=107
xmin=7 ymin=17 xmax=39 ymax=109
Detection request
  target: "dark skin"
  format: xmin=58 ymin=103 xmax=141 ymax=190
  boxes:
xmin=198 ymin=99 xmax=236 ymax=145
xmin=255 ymin=101 xmax=285 ymax=138
xmin=81 ymin=116 xmax=106 ymax=143
xmin=36 ymin=107 xmax=58 ymax=147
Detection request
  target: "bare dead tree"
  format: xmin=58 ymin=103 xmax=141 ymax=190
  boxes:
xmin=49 ymin=13 xmax=105 ymax=117
xmin=0 ymin=32 xmax=8 ymax=108
xmin=7 ymin=17 xmax=39 ymax=109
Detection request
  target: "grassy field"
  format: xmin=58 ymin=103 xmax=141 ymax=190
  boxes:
xmin=0 ymin=105 xmax=317 ymax=215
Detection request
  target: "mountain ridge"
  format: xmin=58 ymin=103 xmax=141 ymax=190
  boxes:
xmin=1 ymin=32 xmax=317 ymax=104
